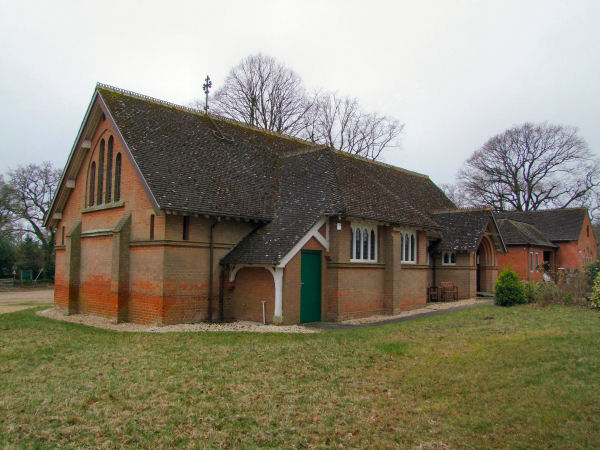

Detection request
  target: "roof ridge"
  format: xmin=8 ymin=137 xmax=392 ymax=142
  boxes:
xmin=494 ymin=207 xmax=588 ymax=213
xmin=95 ymin=82 xmax=317 ymax=148
xmin=333 ymin=149 xmax=430 ymax=179
xmin=433 ymin=207 xmax=492 ymax=214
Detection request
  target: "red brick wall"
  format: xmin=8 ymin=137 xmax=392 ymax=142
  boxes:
xmin=398 ymin=265 xmax=428 ymax=307
xmin=556 ymin=215 xmax=597 ymax=271
xmin=78 ymin=236 xmax=114 ymax=318
xmin=53 ymin=248 xmax=68 ymax=311
xmin=333 ymin=267 xmax=385 ymax=319
xmin=498 ymin=246 xmax=551 ymax=281
xmin=227 ymin=267 xmax=274 ymax=323
xmin=53 ymin=109 xmax=169 ymax=324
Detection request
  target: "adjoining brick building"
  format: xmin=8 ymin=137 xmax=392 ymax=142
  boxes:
xmin=45 ymin=84 xmax=506 ymax=325
xmin=496 ymin=209 xmax=597 ymax=282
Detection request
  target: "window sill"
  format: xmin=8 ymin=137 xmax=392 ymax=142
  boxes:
xmin=401 ymin=261 xmax=417 ymax=265
xmin=350 ymin=259 xmax=378 ymax=263
xmin=82 ymin=200 xmax=125 ymax=214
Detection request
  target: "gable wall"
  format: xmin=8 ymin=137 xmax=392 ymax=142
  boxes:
xmin=555 ymin=214 xmax=597 ymax=271
xmin=54 ymin=113 xmax=164 ymax=320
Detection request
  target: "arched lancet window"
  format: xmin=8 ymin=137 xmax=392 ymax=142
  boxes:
xmin=89 ymin=162 xmax=96 ymax=206
xmin=351 ymin=223 xmax=378 ymax=262
xmin=97 ymin=139 xmax=105 ymax=205
xmin=370 ymin=229 xmax=376 ymax=260
xmin=450 ymin=252 xmax=456 ymax=264
xmin=105 ymin=136 xmax=113 ymax=203
xmin=401 ymin=233 xmax=404 ymax=256
xmin=114 ymin=153 xmax=122 ymax=202
xmin=401 ymin=230 xmax=417 ymax=263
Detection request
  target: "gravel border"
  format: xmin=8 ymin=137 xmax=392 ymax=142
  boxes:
xmin=34 ymin=298 xmax=492 ymax=334
xmin=36 ymin=308 xmax=320 ymax=333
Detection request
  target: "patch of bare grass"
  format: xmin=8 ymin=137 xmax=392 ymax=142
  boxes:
xmin=0 ymin=305 xmax=599 ymax=447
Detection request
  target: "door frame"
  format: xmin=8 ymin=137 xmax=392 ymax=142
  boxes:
xmin=300 ymin=250 xmax=322 ymax=323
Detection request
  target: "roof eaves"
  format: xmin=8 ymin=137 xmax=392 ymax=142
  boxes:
xmin=44 ymin=89 xmax=100 ymax=228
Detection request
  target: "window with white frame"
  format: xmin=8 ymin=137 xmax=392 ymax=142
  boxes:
xmin=401 ymin=230 xmax=417 ymax=263
xmin=529 ymin=252 xmax=534 ymax=272
xmin=442 ymin=251 xmax=456 ymax=265
xmin=350 ymin=223 xmax=377 ymax=262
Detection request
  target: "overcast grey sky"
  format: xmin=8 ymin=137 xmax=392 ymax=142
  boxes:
xmin=1 ymin=0 xmax=599 ymax=186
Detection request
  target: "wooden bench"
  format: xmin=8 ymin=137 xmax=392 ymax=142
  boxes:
xmin=427 ymin=285 xmax=439 ymax=302
xmin=440 ymin=281 xmax=458 ymax=301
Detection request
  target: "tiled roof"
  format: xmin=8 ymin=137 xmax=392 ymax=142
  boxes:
xmin=98 ymin=85 xmax=314 ymax=221
xmin=222 ymin=149 xmax=342 ymax=264
xmin=97 ymin=84 xmax=458 ymax=264
xmin=331 ymin=152 xmax=446 ymax=229
xmin=432 ymin=209 xmax=501 ymax=252
xmin=496 ymin=219 xmax=558 ymax=248
xmin=494 ymin=209 xmax=588 ymax=242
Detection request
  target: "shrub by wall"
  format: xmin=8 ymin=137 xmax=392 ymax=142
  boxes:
xmin=495 ymin=269 xmax=526 ymax=306
xmin=589 ymin=273 xmax=600 ymax=309
xmin=583 ymin=260 xmax=600 ymax=284
xmin=522 ymin=281 xmax=538 ymax=304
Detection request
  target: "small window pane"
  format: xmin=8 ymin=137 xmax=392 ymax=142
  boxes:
xmin=404 ymin=233 xmax=409 ymax=261
xmin=355 ymin=228 xmax=361 ymax=259
xmin=350 ymin=228 xmax=354 ymax=259
xmin=106 ymin=137 xmax=113 ymax=203
xmin=114 ymin=153 xmax=122 ymax=201
xmin=362 ymin=228 xmax=368 ymax=260
xmin=89 ymin=162 xmax=96 ymax=206
xmin=370 ymin=230 xmax=376 ymax=260
xmin=97 ymin=139 xmax=105 ymax=205
xmin=450 ymin=252 xmax=456 ymax=264
xmin=410 ymin=234 xmax=415 ymax=261
xmin=443 ymin=253 xmax=448 ymax=264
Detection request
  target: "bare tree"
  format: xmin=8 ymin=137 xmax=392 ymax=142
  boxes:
xmin=4 ymin=162 xmax=62 ymax=246
xmin=301 ymin=91 xmax=403 ymax=160
xmin=456 ymin=123 xmax=600 ymax=212
xmin=194 ymin=54 xmax=404 ymax=160
xmin=0 ymin=175 xmax=16 ymax=239
xmin=440 ymin=183 xmax=469 ymax=209
xmin=207 ymin=54 xmax=313 ymax=136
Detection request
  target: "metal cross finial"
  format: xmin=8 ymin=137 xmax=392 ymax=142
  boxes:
xmin=202 ymin=75 xmax=212 ymax=114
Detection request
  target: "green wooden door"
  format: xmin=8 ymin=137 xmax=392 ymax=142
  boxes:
xmin=300 ymin=250 xmax=322 ymax=323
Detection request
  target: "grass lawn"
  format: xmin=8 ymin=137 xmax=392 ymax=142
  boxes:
xmin=1 ymin=305 xmax=599 ymax=448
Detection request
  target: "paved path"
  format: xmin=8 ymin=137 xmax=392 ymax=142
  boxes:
xmin=0 ymin=288 xmax=53 ymax=314
xmin=303 ymin=300 xmax=494 ymax=330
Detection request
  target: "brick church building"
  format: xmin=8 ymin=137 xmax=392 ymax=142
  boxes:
xmin=45 ymin=84 xmax=506 ymax=325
